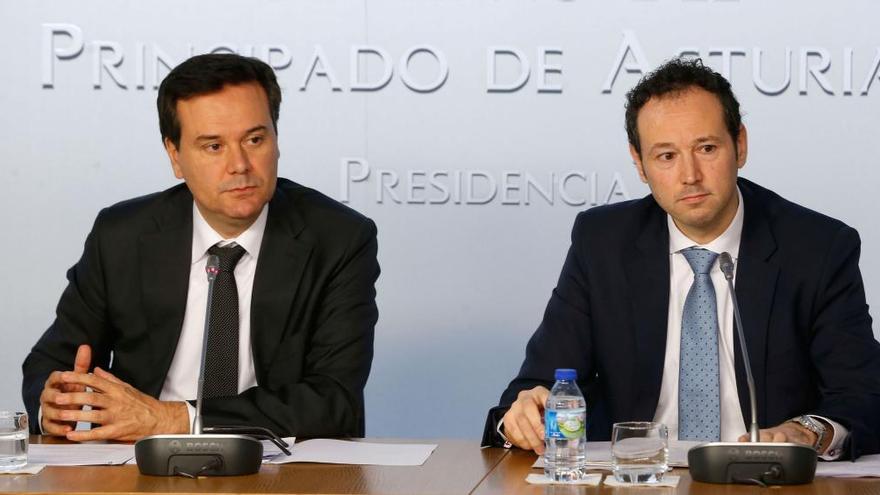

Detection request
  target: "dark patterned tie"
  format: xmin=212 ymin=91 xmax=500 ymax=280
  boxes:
xmin=678 ymin=247 xmax=721 ymax=441
xmin=203 ymin=243 xmax=247 ymax=399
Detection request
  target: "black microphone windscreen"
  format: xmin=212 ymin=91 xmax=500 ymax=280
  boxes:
xmin=719 ymin=252 xmax=735 ymax=280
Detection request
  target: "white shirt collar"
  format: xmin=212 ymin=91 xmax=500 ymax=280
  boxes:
xmin=191 ymin=203 xmax=269 ymax=265
xmin=667 ymin=186 xmax=744 ymax=259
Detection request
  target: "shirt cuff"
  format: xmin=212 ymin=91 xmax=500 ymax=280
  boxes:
xmin=496 ymin=417 xmax=512 ymax=448
xmin=184 ymin=402 xmax=196 ymax=433
xmin=37 ymin=405 xmax=45 ymax=434
xmin=809 ymin=415 xmax=848 ymax=460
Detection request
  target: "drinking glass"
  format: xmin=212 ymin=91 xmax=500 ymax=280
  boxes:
xmin=0 ymin=412 xmax=28 ymax=471
xmin=611 ymin=421 xmax=668 ymax=483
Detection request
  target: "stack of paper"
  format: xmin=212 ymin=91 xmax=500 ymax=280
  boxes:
xmin=28 ymin=443 xmax=135 ymax=466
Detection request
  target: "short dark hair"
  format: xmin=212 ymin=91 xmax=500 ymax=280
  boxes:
xmin=624 ymin=58 xmax=742 ymax=157
xmin=157 ymin=53 xmax=281 ymax=149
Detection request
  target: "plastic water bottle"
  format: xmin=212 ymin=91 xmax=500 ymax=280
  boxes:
xmin=544 ymin=368 xmax=587 ymax=481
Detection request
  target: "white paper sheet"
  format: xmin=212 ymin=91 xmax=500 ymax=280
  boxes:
xmin=266 ymin=439 xmax=437 ymax=466
xmin=0 ymin=463 xmax=46 ymax=475
xmin=604 ymin=475 xmax=681 ymax=487
xmin=816 ymin=454 xmax=880 ymax=478
xmin=28 ymin=443 xmax=134 ymax=466
xmin=261 ymin=437 xmax=296 ymax=459
xmin=532 ymin=440 xmax=700 ymax=469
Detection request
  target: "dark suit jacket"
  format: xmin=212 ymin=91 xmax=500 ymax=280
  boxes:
xmin=22 ymin=178 xmax=379 ymax=438
xmin=483 ymin=178 xmax=880 ymax=459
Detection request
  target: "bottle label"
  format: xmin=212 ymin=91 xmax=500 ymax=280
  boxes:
xmin=545 ymin=408 xmax=585 ymax=439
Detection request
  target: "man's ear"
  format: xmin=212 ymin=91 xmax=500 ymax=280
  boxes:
xmin=630 ymin=144 xmax=648 ymax=183
xmin=164 ymin=138 xmax=184 ymax=179
xmin=736 ymin=124 xmax=748 ymax=169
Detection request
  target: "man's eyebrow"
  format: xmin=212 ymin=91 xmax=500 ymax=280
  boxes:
xmin=647 ymin=142 xmax=676 ymax=153
xmin=193 ymin=126 xmax=268 ymax=143
xmin=244 ymin=125 xmax=268 ymax=134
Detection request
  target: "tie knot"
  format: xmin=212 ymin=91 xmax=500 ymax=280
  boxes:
xmin=208 ymin=244 xmax=247 ymax=273
xmin=682 ymin=247 xmax=718 ymax=275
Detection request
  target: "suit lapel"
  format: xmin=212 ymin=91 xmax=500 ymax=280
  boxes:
xmin=139 ymin=187 xmax=193 ymax=398
xmin=733 ymin=181 xmax=779 ymax=427
xmin=250 ymin=188 xmax=314 ymax=378
xmin=624 ymin=202 xmax=671 ymax=420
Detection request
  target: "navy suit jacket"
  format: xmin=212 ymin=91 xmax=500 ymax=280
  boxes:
xmin=483 ymin=178 xmax=880 ymax=458
xmin=22 ymin=178 xmax=379 ymax=438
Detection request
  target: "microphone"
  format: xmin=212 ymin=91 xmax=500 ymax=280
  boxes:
xmin=192 ymin=255 xmax=220 ymax=435
xmin=687 ymin=252 xmax=817 ymax=486
xmin=135 ymin=254 xmax=263 ymax=477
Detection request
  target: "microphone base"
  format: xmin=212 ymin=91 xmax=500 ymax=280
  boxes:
xmin=135 ymin=434 xmax=263 ymax=476
xmin=688 ymin=442 xmax=817 ymax=485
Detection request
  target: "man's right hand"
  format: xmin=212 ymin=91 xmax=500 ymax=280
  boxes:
xmin=501 ymin=386 xmax=549 ymax=454
xmin=39 ymin=344 xmax=91 ymax=435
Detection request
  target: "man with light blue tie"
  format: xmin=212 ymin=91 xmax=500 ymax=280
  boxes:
xmin=482 ymin=58 xmax=880 ymax=460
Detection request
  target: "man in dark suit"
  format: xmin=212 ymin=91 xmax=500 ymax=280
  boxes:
xmin=22 ymin=54 xmax=379 ymax=441
xmin=483 ymin=58 xmax=880 ymax=459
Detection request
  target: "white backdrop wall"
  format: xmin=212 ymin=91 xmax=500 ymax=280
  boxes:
xmin=1 ymin=0 xmax=878 ymax=439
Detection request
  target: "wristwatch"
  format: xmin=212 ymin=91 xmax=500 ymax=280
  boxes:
xmin=788 ymin=415 xmax=826 ymax=451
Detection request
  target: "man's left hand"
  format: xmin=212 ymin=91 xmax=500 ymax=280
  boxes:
xmin=53 ymin=367 xmax=190 ymax=441
xmin=737 ymin=421 xmax=828 ymax=452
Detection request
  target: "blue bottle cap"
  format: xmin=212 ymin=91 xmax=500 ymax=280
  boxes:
xmin=555 ymin=368 xmax=577 ymax=381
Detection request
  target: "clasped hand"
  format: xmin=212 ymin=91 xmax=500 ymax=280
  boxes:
xmin=40 ymin=345 xmax=189 ymax=441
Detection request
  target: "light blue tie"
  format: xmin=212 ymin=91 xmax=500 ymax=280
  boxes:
xmin=678 ymin=247 xmax=721 ymax=441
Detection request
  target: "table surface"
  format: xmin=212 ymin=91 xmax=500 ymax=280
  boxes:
xmin=474 ymin=447 xmax=880 ymax=495
xmin=0 ymin=437 xmax=505 ymax=495
xmin=0 ymin=437 xmax=878 ymax=494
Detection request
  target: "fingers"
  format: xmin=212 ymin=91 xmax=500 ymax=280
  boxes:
xmin=40 ymin=404 xmax=71 ymax=423
xmin=94 ymin=367 xmax=123 ymax=384
xmin=67 ymin=424 xmax=121 ymax=442
xmin=54 ymin=391 xmax=111 ymax=409
xmin=74 ymin=345 xmax=92 ymax=373
xmin=515 ymin=411 xmax=545 ymax=454
xmin=755 ymin=429 xmax=790 ymax=443
xmin=43 ymin=371 xmax=66 ymax=389
xmin=501 ymin=410 xmax=531 ymax=451
xmin=59 ymin=371 xmax=118 ymax=394
xmin=41 ymin=382 xmax=72 ymax=414
xmin=40 ymin=381 xmax=63 ymax=406
xmin=41 ymin=348 xmax=94 ymax=415
xmin=56 ymin=407 xmax=111 ymax=426
xmin=40 ymin=404 xmax=77 ymax=436
xmin=42 ymin=421 xmax=72 ymax=436
xmin=532 ymin=386 xmax=550 ymax=404
xmin=521 ymin=390 xmax=547 ymax=447
xmin=503 ymin=387 xmax=550 ymax=454
xmin=40 ymin=415 xmax=73 ymax=436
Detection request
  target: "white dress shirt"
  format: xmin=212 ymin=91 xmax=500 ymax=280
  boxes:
xmin=158 ymin=202 xmax=268 ymax=426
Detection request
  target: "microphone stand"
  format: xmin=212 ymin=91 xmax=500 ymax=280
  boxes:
xmin=687 ymin=252 xmax=817 ymax=485
xmin=135 ymin=255 xmax=263 ymax=477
